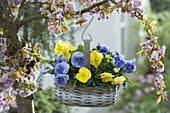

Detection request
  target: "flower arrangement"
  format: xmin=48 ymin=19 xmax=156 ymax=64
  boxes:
xmin=43 ymin=40 xmax=137 ymax=90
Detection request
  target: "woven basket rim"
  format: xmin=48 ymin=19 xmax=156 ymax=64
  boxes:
xmin=55 ymin=84 xmax=120 ymax=95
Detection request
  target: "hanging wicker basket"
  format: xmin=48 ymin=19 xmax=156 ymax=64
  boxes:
xmin=55 ymin=85 xmax=120 ymax=107
xmin=52 ymin=17 xmax=135 ymax=107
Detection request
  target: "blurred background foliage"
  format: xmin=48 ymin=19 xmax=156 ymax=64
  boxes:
xmin=110 ymin=1 xmax=170 ymax=113
xmin=34 ymin=87 xmax=70 ymax=113
xmin=150 ymin=0 xmax=170 ymax=12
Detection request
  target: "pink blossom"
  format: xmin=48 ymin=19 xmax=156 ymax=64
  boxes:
xmin=156 ymin=62 xmax=164 ymax=73
xmin=54 ymin=27 xmax=61 ymax=35
xmin=158 ymin=45 xmax=166 ymax=56
xmin=155 ymin=74 xmax=163 ymax=88
xmin=133 ymin=0 xmax=142 ymax=8
xmin=10 ymin=100 xmax=17 ymax=108
xmin=2 ymin=66 xmax=10 ymax=71
xmin=19 ymin=90 xmax=32 ymax=97
xmin=150 ymin=51 xmax=159 ymax=62
xmin=56 ymin=13 xmax=63 ymax=20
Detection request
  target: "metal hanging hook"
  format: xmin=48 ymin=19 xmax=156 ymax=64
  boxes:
xmin=81 ymin=16 xmax=94 ymax=42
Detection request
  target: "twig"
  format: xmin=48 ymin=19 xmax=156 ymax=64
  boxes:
xmin=109 ymin=0 xmax=118 ymax=4
xmin=76 ymin=0 xmax=117 ymax=15
xmin=76 ymin=0 xmax=109 ymax=14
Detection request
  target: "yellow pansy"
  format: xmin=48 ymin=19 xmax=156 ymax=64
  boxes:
xmin=111 ymin=76 xmax=126 ymax=85
xmin=62 ymin=52 xmax=71 ymax=60
xmin=69 ymin=45 xmax=76 ymax=51
xmin=54 ymin=40 xmax=64 ymax=55
xmin=76 ymin=67 xmax=92 ymax=83
xmin=90 ymin=50 xmax=103 ymax=68
xmin=101 ymin=72 xmax=114 ymax=82
xmin=54 ymin=40 xmax=76 ymax=59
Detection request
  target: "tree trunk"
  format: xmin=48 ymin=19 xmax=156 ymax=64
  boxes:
xmin=16 ymin=95 xmax=35 ymax=113
xmin=4 ymin=24 xmax=34 ymax=113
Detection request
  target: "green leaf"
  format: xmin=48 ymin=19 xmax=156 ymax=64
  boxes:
xmin=77 ymin=45 xmax=84 ymax=53
xmin=124 ymin=74 xmax=133 ymax=86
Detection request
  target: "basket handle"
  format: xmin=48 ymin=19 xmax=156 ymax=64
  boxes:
xmin=81 ymin=17 xmax=94 ymax=70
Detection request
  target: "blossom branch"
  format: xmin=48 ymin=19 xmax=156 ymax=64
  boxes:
xmin=75 ymin=0 xmax=117 ymax=15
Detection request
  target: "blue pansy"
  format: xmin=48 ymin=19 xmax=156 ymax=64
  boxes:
xmin=97 ymin=43 xmax=103 ymax=50
xmin=97 ymin=43 xmax=109 ymax=55
xmin=39 ymin=67 xmax=47 ymax=75
xmin=124 ymin=58 xmax=137 ymax=74
xmin=113 ymin=54 xmax=125 ymax=68
xmin=54 ymin=62 xmax=69 ymax=74
xmin=54 ymin=56 xmax=67 ymax=67
xmin=113 ymin=51 xmax=120 ymax=56
xmin=54 ymin=74 xmax=69 ymax=87
xmin=71 ymin=52 xmax=84 ymax=68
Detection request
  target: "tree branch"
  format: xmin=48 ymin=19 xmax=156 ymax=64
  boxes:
xmin=17 ymin=14 xmax=48 ymax=27
xmin=16 ymin=0 xmax=26 ymax=22
xmin=75 ymin=0 xmax=117 ymax=15
xmin=109 ymin=0 xmax=117 ymax=4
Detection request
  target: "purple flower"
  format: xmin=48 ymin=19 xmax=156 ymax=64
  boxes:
xmin=54 ymin=56 xmax=67 ymax=66
xmin=124 ymin=58 xmax=137 ymax=74
xmin=71 ymin=52 xmax=84 ymax=68
xmin=54 ymin=62 xmax=69 ymax=74
xmin=97 ymin=43 xmax=109 ymax=55
xmin=113 ymin=55 xmax=125 ymax=68
xmin=54 ymin=74 xmax=69 ymax=87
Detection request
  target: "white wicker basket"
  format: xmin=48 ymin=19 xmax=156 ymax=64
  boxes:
xmin=55 ymin=85 xmax=120 ymax=107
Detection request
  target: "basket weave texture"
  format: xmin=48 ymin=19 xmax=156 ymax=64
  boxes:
xmin=55 ymin=85 xmax=120 ymax=107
